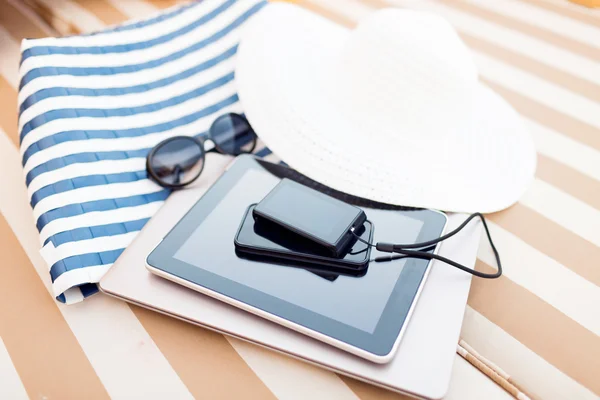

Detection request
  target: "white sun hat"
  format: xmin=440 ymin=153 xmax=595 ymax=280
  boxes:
xmin=235 ymin=3 xmax=536 ymax=213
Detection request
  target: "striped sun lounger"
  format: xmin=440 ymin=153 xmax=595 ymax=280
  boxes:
xmin=0 ymin=0 xmax=598 ymax=399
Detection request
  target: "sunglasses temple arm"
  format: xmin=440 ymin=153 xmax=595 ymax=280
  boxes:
xmin=173 ymin=164 xmax=183 ymax=186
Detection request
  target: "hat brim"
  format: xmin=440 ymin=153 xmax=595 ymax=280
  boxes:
xmin=235 ymin=4 xmax=536 ymax=213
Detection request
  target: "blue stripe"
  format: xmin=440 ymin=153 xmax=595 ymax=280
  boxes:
xmin=24 ymin=94 xmax=236 ymax=184
xmin=50 ymin=249 xmax=124 ymax=282
xmin=26 ymin=148 xmax=150 ymax=186
xmin=22 ymin=88 xmax=236 ymax=156
xmin=20 ymin=72 xmax=234 ymax=142
xmin=19 ymin=3 xmax=264 ymax=89
xmin=45 ymin=218 xmax=150 ymax=247
xmin=29 ymin=124 xmax=209 ymax=203
xmin=36 ymin=190 xmax=169 ymax=232
xmin=255 ymin=147 xmax=272 ymax=157
xmin=22 ymin=0 xmax=236 ymax=60
xmin=22 ymin=0 xmax=267 ymax=303
xmin=19 ymin=45 xmax=237 ymax=115
xmin=31 ymin=132 xmax=260 ymax=207
xmin=79 ymin=283 xmax=99 ymax=298
xmin=54 ymin=284 xmax=97 ymax=303
xmin=31 ymin=171 xmax=147 ymax=208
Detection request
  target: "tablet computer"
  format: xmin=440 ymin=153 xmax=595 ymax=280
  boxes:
xmin=146 ymin=155 xmax=447 ymax=363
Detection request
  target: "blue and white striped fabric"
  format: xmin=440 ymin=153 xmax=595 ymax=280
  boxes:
xmin=17 ymin=0 xmax=269 ymax=304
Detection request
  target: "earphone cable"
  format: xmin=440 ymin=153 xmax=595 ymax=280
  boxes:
xmin=351 ymin=213 xmax=501 ymax=279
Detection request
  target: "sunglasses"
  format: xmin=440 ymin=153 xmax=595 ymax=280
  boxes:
xmin=146 ymin=113 xmax=257 ymax=189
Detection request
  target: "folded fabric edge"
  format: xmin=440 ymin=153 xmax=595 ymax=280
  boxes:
xmin=40 ymin=241 xmax=106 ymax=303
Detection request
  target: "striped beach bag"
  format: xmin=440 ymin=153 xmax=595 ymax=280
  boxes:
xmin=17 ymin=0 xmax=268 ymax=303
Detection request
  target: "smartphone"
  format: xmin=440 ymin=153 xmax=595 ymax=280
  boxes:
xmin=253 ymin=179 xmax=367 ymax=258
xmin=235 ymin=204 xmax=373 ymax=275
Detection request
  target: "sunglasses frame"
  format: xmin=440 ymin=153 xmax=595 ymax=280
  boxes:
xmin=146 ymin=113 xmax=257 ymax=189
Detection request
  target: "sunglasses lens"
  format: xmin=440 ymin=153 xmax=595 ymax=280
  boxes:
xmin=149 ymin=137 xmax=204 ymax=187
xmin=210 ymin=113 xmax=256 ymax=155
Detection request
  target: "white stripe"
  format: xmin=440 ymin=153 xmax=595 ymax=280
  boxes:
xmin=262 ymin=153 xmax=281 ymax=164
xmin=27 ymin=158 xmax=147 ymax=198
xmin=20 ymin=79 xmax=237 ymax=156
xmin=23 ymin=102 xmax=236 ymax=179
xmin=521 ymin=179 xmax=600 ymax=247
xmin=41 ymin=231 xmax=140 ymax=267
xmin=19 ymin=0 xmax=226 ymax=50
xmin=19 ymin=0 xmax=259 ymax=75
xmin=462 ymin=307 xmax=599 ymax=400
xmin=23 ymin=117 xmax=224 ymax=200
xmin=63 ymin=286 xmax=85 ymax=303
xmin=19 ymin=56 xmax=235 ymax=133
xmin=33 ymin=180 xmax=163 ymax=220
xmin=387 ymin=0 xmax=600 ymax=86
xmin=0 ymin=337 xmax=29 ymax=400
xmin=473 ymin=51 xmax=600 ymax=130
xmin=38 ymin=200 xmax=164 ymax=245
xmin=17 ymin=21 xmax=241 ymax=107
xmin=0 ymin=26 xmax=21 ymax=89
xmin=228 ymin=339 xmax=360 ymax=400
xmin=478 ymin=221 xmax=600 ymax=336
xmin=53 ymin=264 xmax=112 ymax=296
xmin=466 ymin=0 xmax=600 ymax=50
xmin=33 ymin=0 xmax=105 ymax=34
xmin=527 ymin=118 xmax=600 ymax=182
xmin=0 ymin=129 xmax=193 ymax=399
xmin=106 ymin=0 xmax=159 ymax=19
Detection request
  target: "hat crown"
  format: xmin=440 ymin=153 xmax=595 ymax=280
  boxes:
xmin=335 ymin=9 xmax=479 ymax=142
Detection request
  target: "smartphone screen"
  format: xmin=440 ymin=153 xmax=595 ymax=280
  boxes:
xmin=236 ymin=205 xmax=372 ymax=273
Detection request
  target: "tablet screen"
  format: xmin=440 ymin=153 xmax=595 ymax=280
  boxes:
xmin=148 ymin=155 xmax=447 ymax=357
xmin=174 ymin=169 xmax=424 ymax=333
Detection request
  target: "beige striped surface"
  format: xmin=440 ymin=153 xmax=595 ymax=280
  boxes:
xmin=0 ymin=0 xmax=598 ymax=399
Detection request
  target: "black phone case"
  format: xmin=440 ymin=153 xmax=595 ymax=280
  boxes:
xmin=235 ymin=205 xmax=372 ymax=276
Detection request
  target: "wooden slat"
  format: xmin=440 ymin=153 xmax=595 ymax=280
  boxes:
xmin=71 ymin=0 xmax=130 ymax=25
xmin=145 ymin=0 xmax=183 ymax=10
xmin=21 ymin=0 xmax=80 ymax=35
xmin=0 ymin=0 xmax=49 ymax=40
